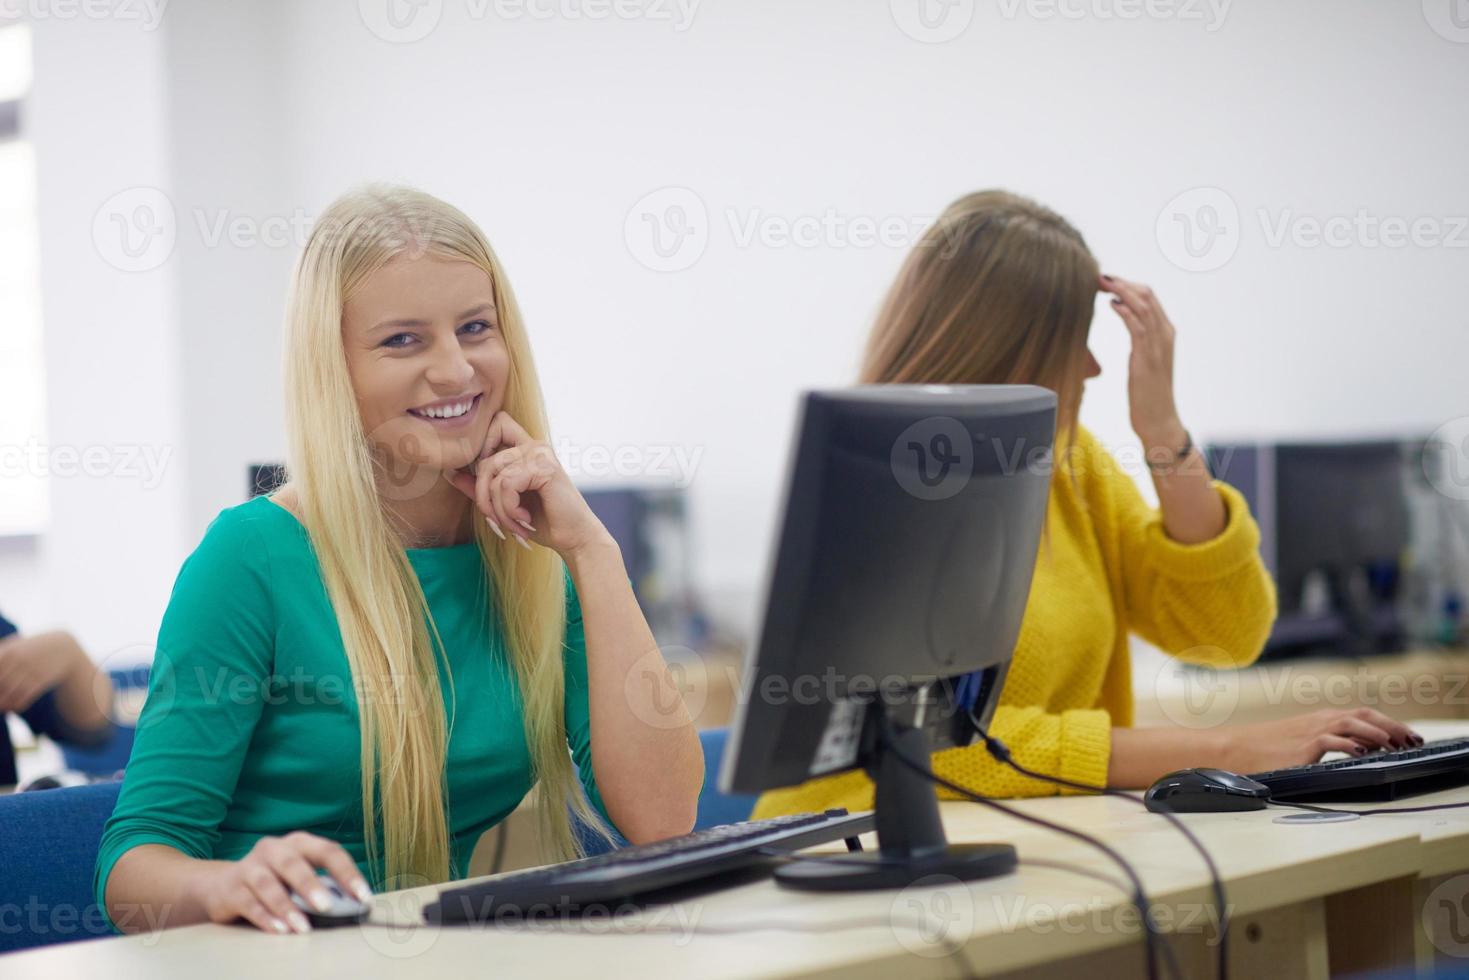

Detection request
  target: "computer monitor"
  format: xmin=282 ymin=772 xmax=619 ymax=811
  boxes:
xmin=1206 ymin=440 xmax=1411 ymax=657
xmin=720 ymin=385 xmax=1056 ymax=890
xmin=582 ymin=487 xmax=707 ymax=649
xmin=1276 ymin=442 xmax=1409 ymax=648
xmin=248 ymin=463 xmax=287 ymax=499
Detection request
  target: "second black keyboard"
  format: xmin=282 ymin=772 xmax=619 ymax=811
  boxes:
xmin=1250 ymin=736 xmax=1469 ymax=802
xmin=424 ymin=808 xmax=875 ymax=923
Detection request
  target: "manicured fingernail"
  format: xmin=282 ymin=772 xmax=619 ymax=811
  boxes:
xmin=516 ymin=519 xmax=536 ymax=532
xmin=270 ymin=917 xmax=289 ymax=935
xmin=1354 ymin=746 xmax=1367 ymax=755
xmin=1101 ymin=274 xmax=1113 ymax=282
xmin=486 ymin=517 xmax=506 ymax=540
xmin=515 ymin=534 xmax=532 ymax=551
xmin=1412 ymin=735 xmax=1425 ymax=746
xmin=354 ymin=880 xmax=373 ymax=902
xmin=311 ymin=888 xmax=332 ymax=913
xmin=289 ymin=911 xmax=312 ymax=934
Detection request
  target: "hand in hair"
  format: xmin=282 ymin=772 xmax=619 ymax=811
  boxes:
xmin=446 ymin=410 xmax=612 ymax=557
xmin=1099 ymin=273 xmax=1228 ymax=544
xmin=1098 ymin=274 xmax=1188 ymax=453
xmin=193 ymin=832 xmax=372 ymax=935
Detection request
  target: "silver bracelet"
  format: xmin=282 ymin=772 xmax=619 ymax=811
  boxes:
xmin=1146 ymin=430 xmax=1194 ymax=475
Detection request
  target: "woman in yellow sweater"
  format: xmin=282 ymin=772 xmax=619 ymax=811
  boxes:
xmin=754 ymin=191 xmax=1420 ymax=817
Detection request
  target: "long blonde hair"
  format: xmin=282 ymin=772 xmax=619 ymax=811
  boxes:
xmin=282 ymin=184 xmax=610 ymax=888
xmin=860 ymin=190 xmax=1100 ymax=445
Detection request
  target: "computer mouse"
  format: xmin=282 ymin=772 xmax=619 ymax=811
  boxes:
xmin=19 ymin=775 xmax=63 ymax=792
xmin=1144 ymin=768 xmax=1271 ymax=813
xmin=290 ymin=877 xmax=371 ymax=928
xmin=19 ymin=770 xmax=91 ymax=792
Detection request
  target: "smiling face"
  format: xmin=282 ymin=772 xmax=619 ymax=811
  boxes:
xmin=342 ymin=252 xmax=510 ymax=477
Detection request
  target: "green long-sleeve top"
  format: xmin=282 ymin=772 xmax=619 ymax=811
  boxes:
xmin=93 ymin=495 xmax=609 ymax=928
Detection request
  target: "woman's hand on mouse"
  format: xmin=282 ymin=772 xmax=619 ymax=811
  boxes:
xmin=1099 ymin=274 xmax=1189 ymax=456
xmin=194 ymin=832 xmax=372 ymax=935
xmin=446 ymin=410 xmax=613 ymax=558
xmin=1217 ymin=707 xmax=1422 ymax=775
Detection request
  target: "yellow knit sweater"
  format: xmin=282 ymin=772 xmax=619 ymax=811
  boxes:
xmin=751 ymin=426 xmax=1278 ymax=817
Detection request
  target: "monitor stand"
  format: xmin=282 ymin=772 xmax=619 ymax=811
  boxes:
xmin=1330 ymin=566 xmax=1388 ymax=657
xmin=773 ymin=716 xmax=1017 ymax=891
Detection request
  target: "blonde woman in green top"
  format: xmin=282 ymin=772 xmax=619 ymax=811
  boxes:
xmin=97 ymin=185 xmax=703 ymax=936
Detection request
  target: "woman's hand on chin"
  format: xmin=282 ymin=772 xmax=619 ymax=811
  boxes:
xmin=446 ymin=410 xmax=611 ymax=557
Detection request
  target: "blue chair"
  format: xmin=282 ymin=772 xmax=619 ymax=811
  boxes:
xmin=571 ymin=800 xmax=625 ymax=858
xmin=694 ymin=727 xmax=758 ymax=829
xmin=0 ymin=781 xmax=122 ymax=953
xmin=60 ymin=667 xmax=146 ymax=776
xmin=569 ymin=726 xmax=756 ymax=856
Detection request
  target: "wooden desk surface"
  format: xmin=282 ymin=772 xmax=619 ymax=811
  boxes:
xmin=1136 ymin=648 xmax=1469 ymax=728
xmin=6 ymin=722 xmax=1469 ymax=979
xmin=1350 ymin=719 xmax=1469 ymax=880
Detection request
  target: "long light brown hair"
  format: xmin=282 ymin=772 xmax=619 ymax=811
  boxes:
xmin=860 ymin=190 xmax=1100 ymax=445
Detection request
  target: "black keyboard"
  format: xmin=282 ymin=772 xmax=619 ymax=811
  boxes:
xmin=424 ymin=808 xmax=875 ymax=923
xmin=1250 ymin=736 xmax=1469 ymax=802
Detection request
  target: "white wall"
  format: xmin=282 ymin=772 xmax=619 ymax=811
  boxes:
xmin=0 ymin=2 xmax=292 ymax=658
xmin=6 ymin=10 xmax=188 ymax=663
xmin=162 ymin=0 xmax=294 ymax=533
xmin=273 ymin=0 xmax=1469 ymax=632
xmin=6 ymin=0 xmax=1469 ymax=654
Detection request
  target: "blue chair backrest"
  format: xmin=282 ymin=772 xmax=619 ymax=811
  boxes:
xmin=0 ymin=781 xmax=122 ymax=953
xmin=60 ymin=667 xmax=147 ymax=776
xmin=695 ymin=727 xmax=758 ymax=829
xmin=569 ymin=726 xmax=755 ymax=857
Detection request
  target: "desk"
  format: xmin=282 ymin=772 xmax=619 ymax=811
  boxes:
xmin=6 ymin=722 xmax=1469 ymax=979
xmin=1137 ymin=648 xmax=1469 ymax=728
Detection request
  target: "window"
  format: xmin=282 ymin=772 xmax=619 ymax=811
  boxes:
xmin=0 ymin=22 xmax=47 ymax=535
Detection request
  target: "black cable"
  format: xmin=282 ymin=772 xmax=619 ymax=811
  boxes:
xmin=415 ymin=912 xmax=969 ymax=940
xmin=1268 ymin=798 xmax=1469 ymax=816
xmin=1021 ymin=857 xmax=1129 ymax=894
xmin=764 ymin=851 xmax=1144 ymax=974
xmin=459 ymin=903 xmax=983 ymax=975
xmin=754 ymin=847 xmax=914 ymax=867
xmin=764 ymin=847 xmax=1140 ymax=879
xmin=970 ymin=721 xmax=1230 ymax=980
xmin=468 ymin=857 xmax=1159 ymax=980
xmin=875 ymin=719 xmax=1172 ymax=980
xmin=489 ymin=820 xmax=510 ymax=875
